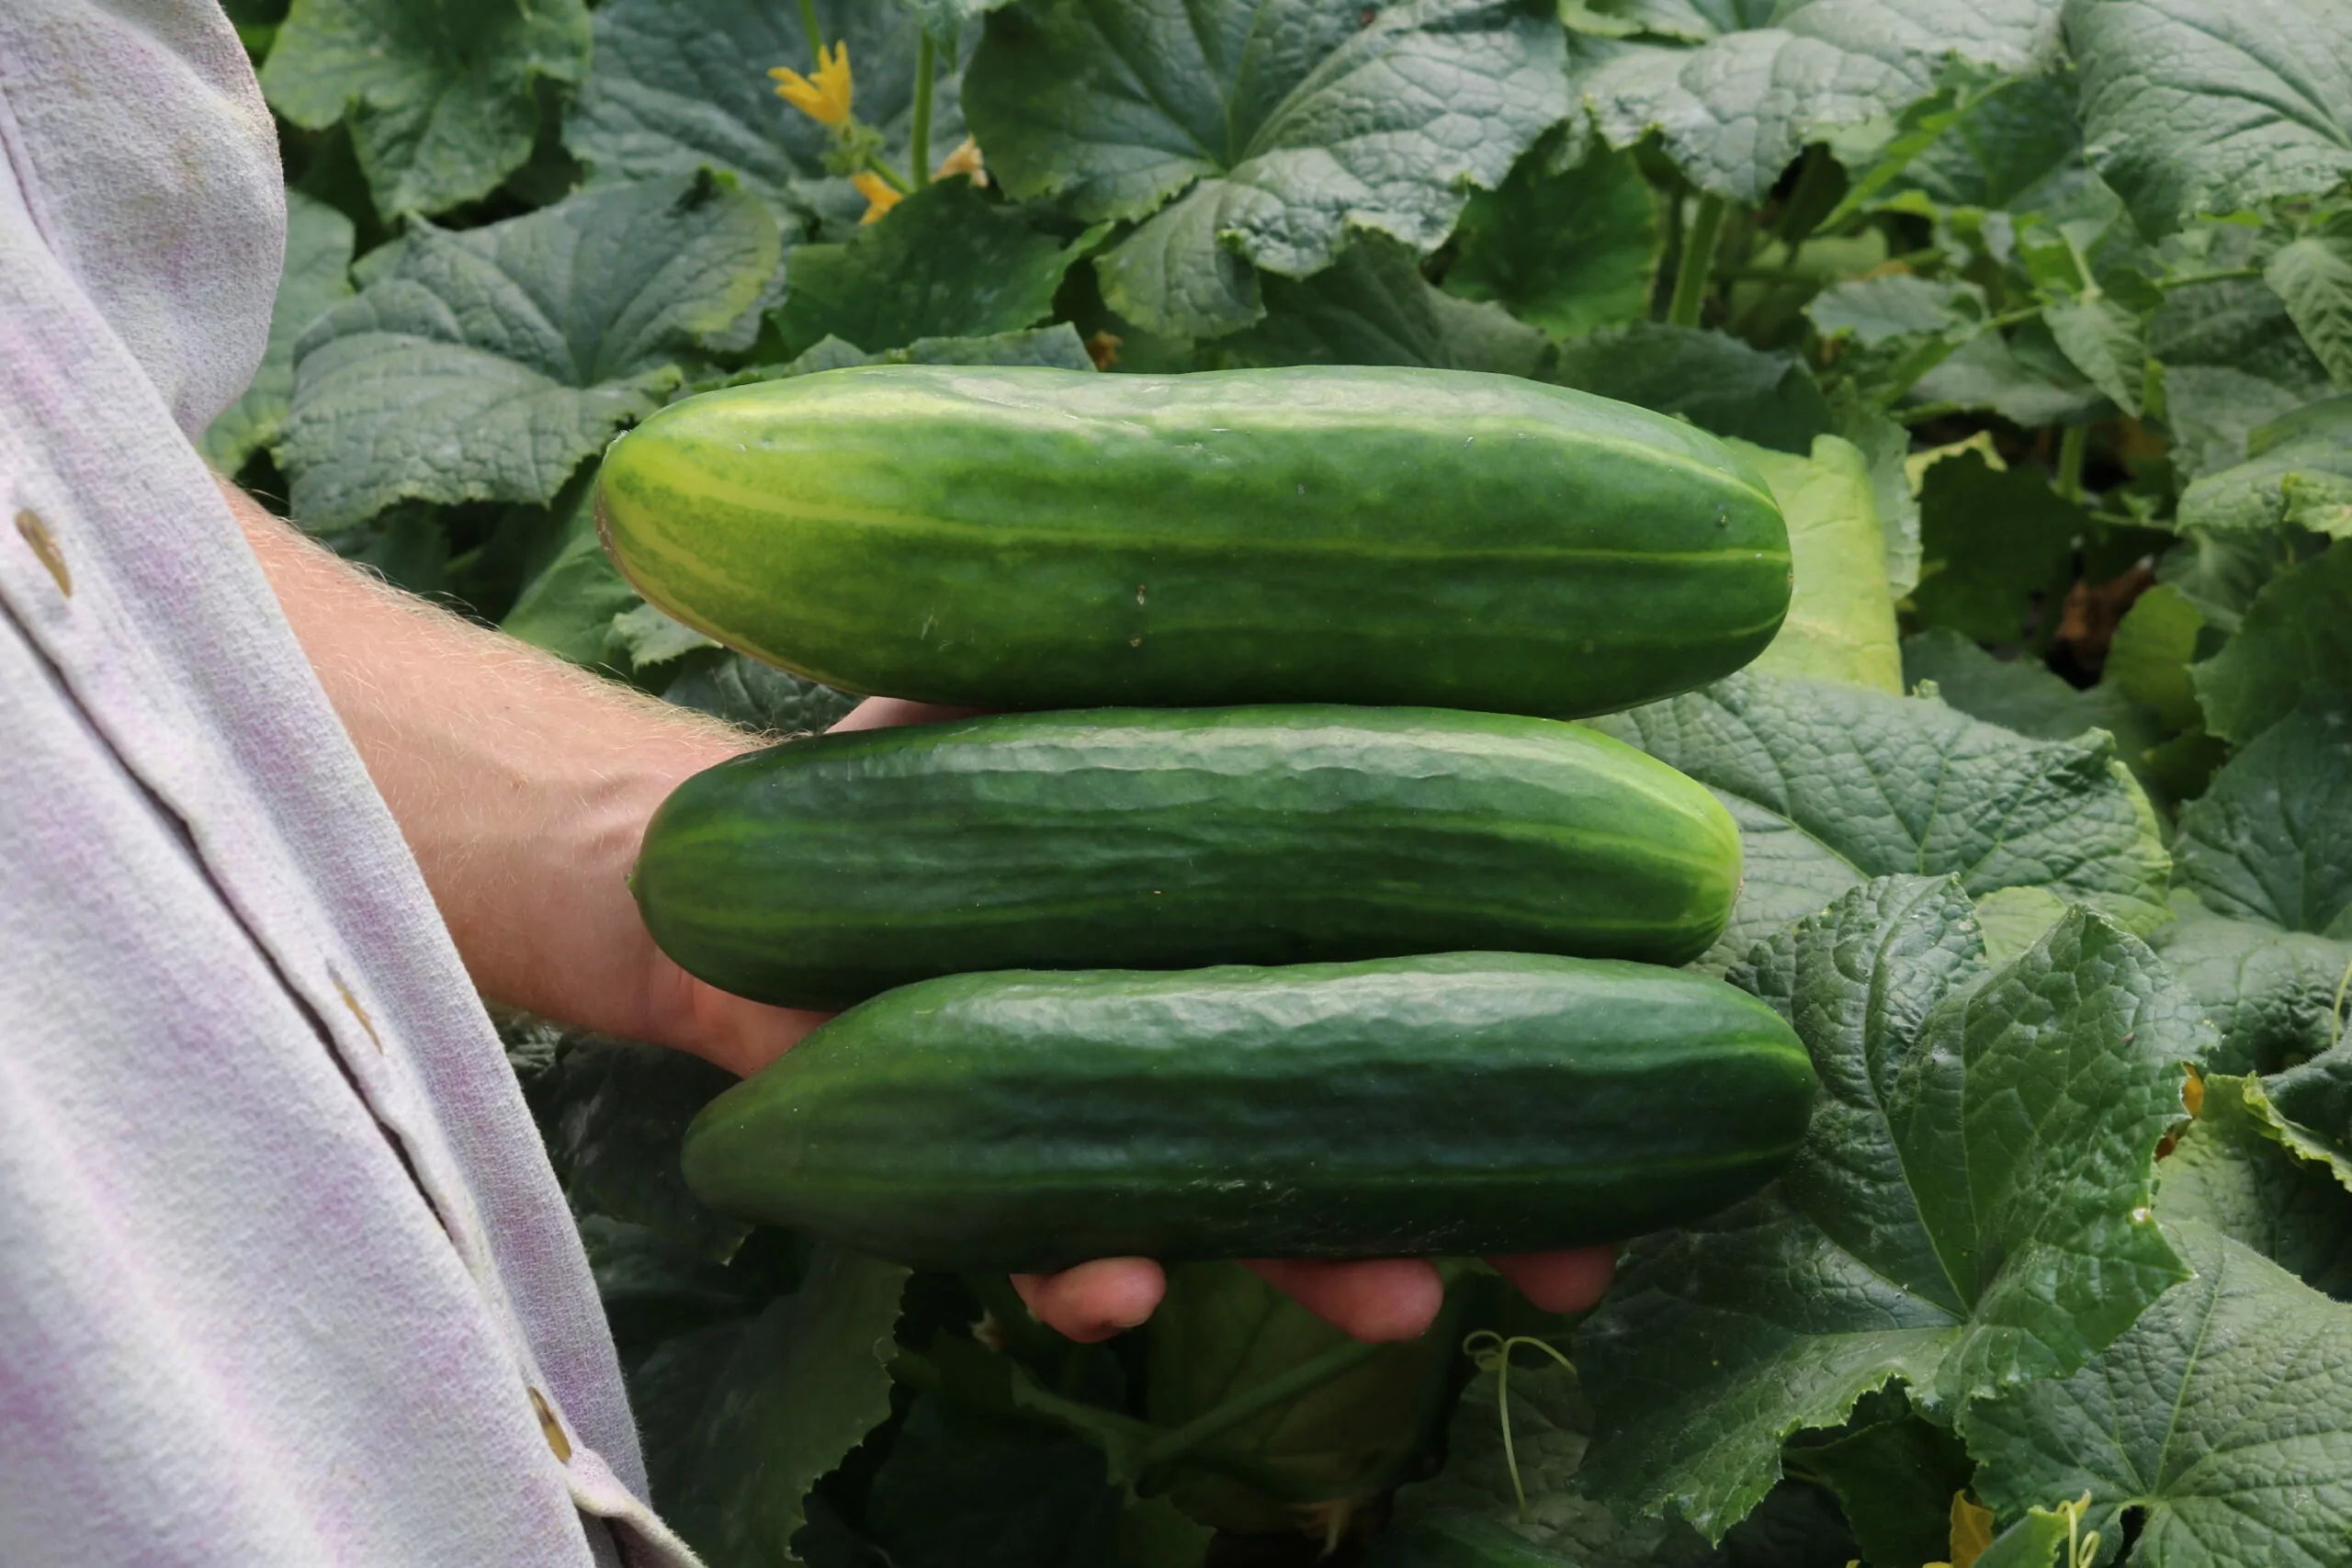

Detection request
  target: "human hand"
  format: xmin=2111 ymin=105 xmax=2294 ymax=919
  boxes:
xmin=650 ymin=694 xmax=1618 ymax=1344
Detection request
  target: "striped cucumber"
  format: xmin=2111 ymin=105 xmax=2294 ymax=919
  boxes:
xmin=596 ymin=365 xmax=1790 ymax=716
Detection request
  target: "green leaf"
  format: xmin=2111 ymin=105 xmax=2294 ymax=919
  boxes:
xmin=861 ymin=1398 xmax=1124 ymax=1568
xmin=1552 ymin=325 xmax=1833 ymax=454
xmin=1901 ymin=628 xmax=2141 ymax=741
xmin=635 ymin=1247 xmax=910 ymax=1568
xmin=2175 ymin=694 xmax=2352 ymax=934
xmin=2044 ymin=292 xmax=2146 ymax=414
xmin=2177 ymin=395 xmax=2352 ymax=537
xmin=2069 ymin=0 xmax=2352 ymax=237
xmin=2151 ymin=899 xmax=2352 ymax=1075
xmin=2267 ymin=211 xmax=2352 ymax=388
xmin=1968 ymin=1506 xmax=2074 ymax=1568
xmin=2192 ymin=537 xmax=2352 ymax=744
xmin=1143 ymin=1263 xmax=1460 ymax=1532
xmin=1910 ymin=323 xmax=2109 ymax=427
xmin=2105 ymin=582 xmax=2204 ymax=728
xmin=2158 ymin=1076 xmax=2352 ymax=1296
xmin=1741 ymin=436 xmax=1903 ymax=693
xmin=284 ymin=173 xmax=782 ymax=527
xmin=1589 ymin=670 xmax=2173 ymax=970
xmin=965 ymin=0 xmax=1566 ymax=337
xmin=1962 ymin=1219 xmax=2352 ymax=1567
xmin=201 ymin=191 xmax=356 ymax=472
xmin=2152 ymin=274 xmax=2335 ymax=480
xmin=1567 ymin=0 xmax=2063 ymax=203
xmin=662 ymin=656 xmax=861 ymax=733
xmin=896 ymin=0 xmax=1015 ymax=32
xmin=1781 ymin=1407 xmax=1973 ymax=1568
xmin=563 ymin=0 xmax=965 ymax=221
xmin=1807 ymin=274 xmax=1988 ymax=403
xmin=1909 ymin=450 xmax=2082 ymax=649
xmin=774 ymin=176 xmax=1096 ymax=355
xmin=502 ymin=477 xmax=639 ymax=666
xmin=259 ymin=0 xmax=592 ymax=220
xmin=1377 ymin=1355 xmax=1714 ymax=1567
xmin=522 ymin=1034 xmax=746 ymax=1258
xmin=1575 ymin=874 xmax=2197 ymax=1537
xmin=1208 ymin=233 xmax=1548 ymax=375
xmin=1895 ymin=69 xmax=2085 ymax=214
xmin=1442 ymin=141 xmax=1661 ymax=340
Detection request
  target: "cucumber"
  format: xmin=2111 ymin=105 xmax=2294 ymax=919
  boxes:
xmin=634 ymin=705 xmax=1741 ymax=1010
xmin=596 ymin=366 xmax=1790 ymax=716
xmin=678 ymin=954 xmax=1815 ymax=1271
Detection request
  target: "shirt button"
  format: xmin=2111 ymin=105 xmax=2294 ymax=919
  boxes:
xmin=528 ymin=1386 xmax=573 ymax=1463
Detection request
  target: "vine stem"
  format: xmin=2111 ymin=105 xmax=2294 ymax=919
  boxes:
xmin=865 ymin=155 xmax=913 ymax=194
xmin=1135 ymin=1338 xmax=1387 ymax=1472
xmin=1667 ymin=194 xmax=1728 ymax=328
xmin=910 ymin=31 xmax=936 ymax=187
xmin=797 ymin=0 xmax=822 ymax=55
xmin=2056 ymin=423 xmax=2088 ymax=502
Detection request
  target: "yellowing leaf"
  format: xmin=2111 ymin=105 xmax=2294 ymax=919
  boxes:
xmin=1949 ymin=1491 xmax=1996 ymax=1567
xmin=770 ymin=39 xmax=853 ymax=127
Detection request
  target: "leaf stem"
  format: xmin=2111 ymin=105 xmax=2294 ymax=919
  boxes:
xmin=797 ymin=0 xmax=822 ymax=56
xmin=2056 ymin=423 xmax=2088 ymax=503
xmin=865 ymin=155 xmax=913 ymax=194
xmin=910 ymin=30 xmax=936 ymax=187
xmin=1668 ymin=194 xmax=1729 ymax=328
xmin=1135 ymin=1337 xmax=1387 ymax=1472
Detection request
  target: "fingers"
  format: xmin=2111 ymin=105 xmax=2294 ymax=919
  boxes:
xmin=826 ymin=696 xmax=989 ymax=734
xmin=1489 ymin=1247 xmax=1617 ymax=1314
xmin=1011 ymin=1258 xmax=1165 ymax=1343
xmin=1245 ymin=1258 xmax=1447 ymax=1343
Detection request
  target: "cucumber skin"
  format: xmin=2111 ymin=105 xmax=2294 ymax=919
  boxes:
xmin=678 ymin=954 xmax=1816 ymax=1272
xmin=634 ymin=705 xmax=1741 ymax=1010
xmin=595 ymin=365 xmax=1791 ymax=717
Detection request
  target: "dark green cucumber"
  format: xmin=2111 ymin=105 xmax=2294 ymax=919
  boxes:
xmin=679 ymin=953 xmax=1815 ymax=1271
xmin=595 ymin=365 xmax=1790 ymax=716
xmin=633 ymin=705 xmax=1741 ymax=1010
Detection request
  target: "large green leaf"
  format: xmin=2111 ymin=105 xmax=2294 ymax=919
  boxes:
xmin=283 ymin=174 xmax=781 ymax=527
xmin=1208 ymin=233 xmax=1547 ymax=373
xmin=1143 ymin=1263 xmax=1460 ymax=1532
xmin=202 ymin=191 xmax=356 ymax=473
xmin=2158 ymin=1077 xmax=2352 ymax=1297
xmin=1575 ymin=874 xmax=2198 ymax=1537
xmin=1908 ymin=450 xmax=2083 ymax=649
xmin=2192 ymin=538 xmax=2352 ymax=744
xmin=1589 ymin=671 xmax=2171 ymax=970
xmin=1567 ymin=0 xmax=2063 ymax=203
xmin=1551 ymin=325 xmax=1832 ymax=454
xmin=773 ymin=176 xmax=1098 ymax=355
xmin=1442 ymin=141 xmax=1660 ymax=340
xmin=1740 ymin=437 xmax=1902 ymax=693
xmin=2177 ymin=395 xmax=2352 ymax=537
xmin=1375 ymin=1356 xmax=1713 ymax=1567
xmin=2150 ymin=900 xmax=2352 ymax=1075
xmin=2175 ymin=694 xmax=2352 ymax=936
xmin=964 ymin=0 xmax=1566 ymax=337
xmin=563 ymin=0 xmax=965 ymax=222
xmin=2267 ymin=210 xmax=2352 ymax=388
xmin=633 ymin=1247 xmax=910 ymax=1568
xmin=2067 ymin=0 xmax=2352 ymax=237
xmin=2151 ymin=270 xmax=2335 ymax=481
xmin=259 ymin=0 xmax=592 ymax=220
xmin=1962 ymin=1219 xmax=2352 ymax=1567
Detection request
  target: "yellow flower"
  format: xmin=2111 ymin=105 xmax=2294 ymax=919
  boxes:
xmin=1084 ymin=331 xmax=1123 ymax=371
xmin=853 ymin=171 xmax=902 ymax=224
xmin=769 ymin=40 xmax=853 ymax=127
xmin=933 ymin=134 xmax=988 ymax=187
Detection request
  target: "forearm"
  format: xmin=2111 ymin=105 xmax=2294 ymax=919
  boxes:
xmin=221 ymin=481 xmax=794 ymax=1066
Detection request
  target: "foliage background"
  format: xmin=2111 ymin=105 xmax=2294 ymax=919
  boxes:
xmin=213 ymin=0 xmax=2352 ymax=1562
